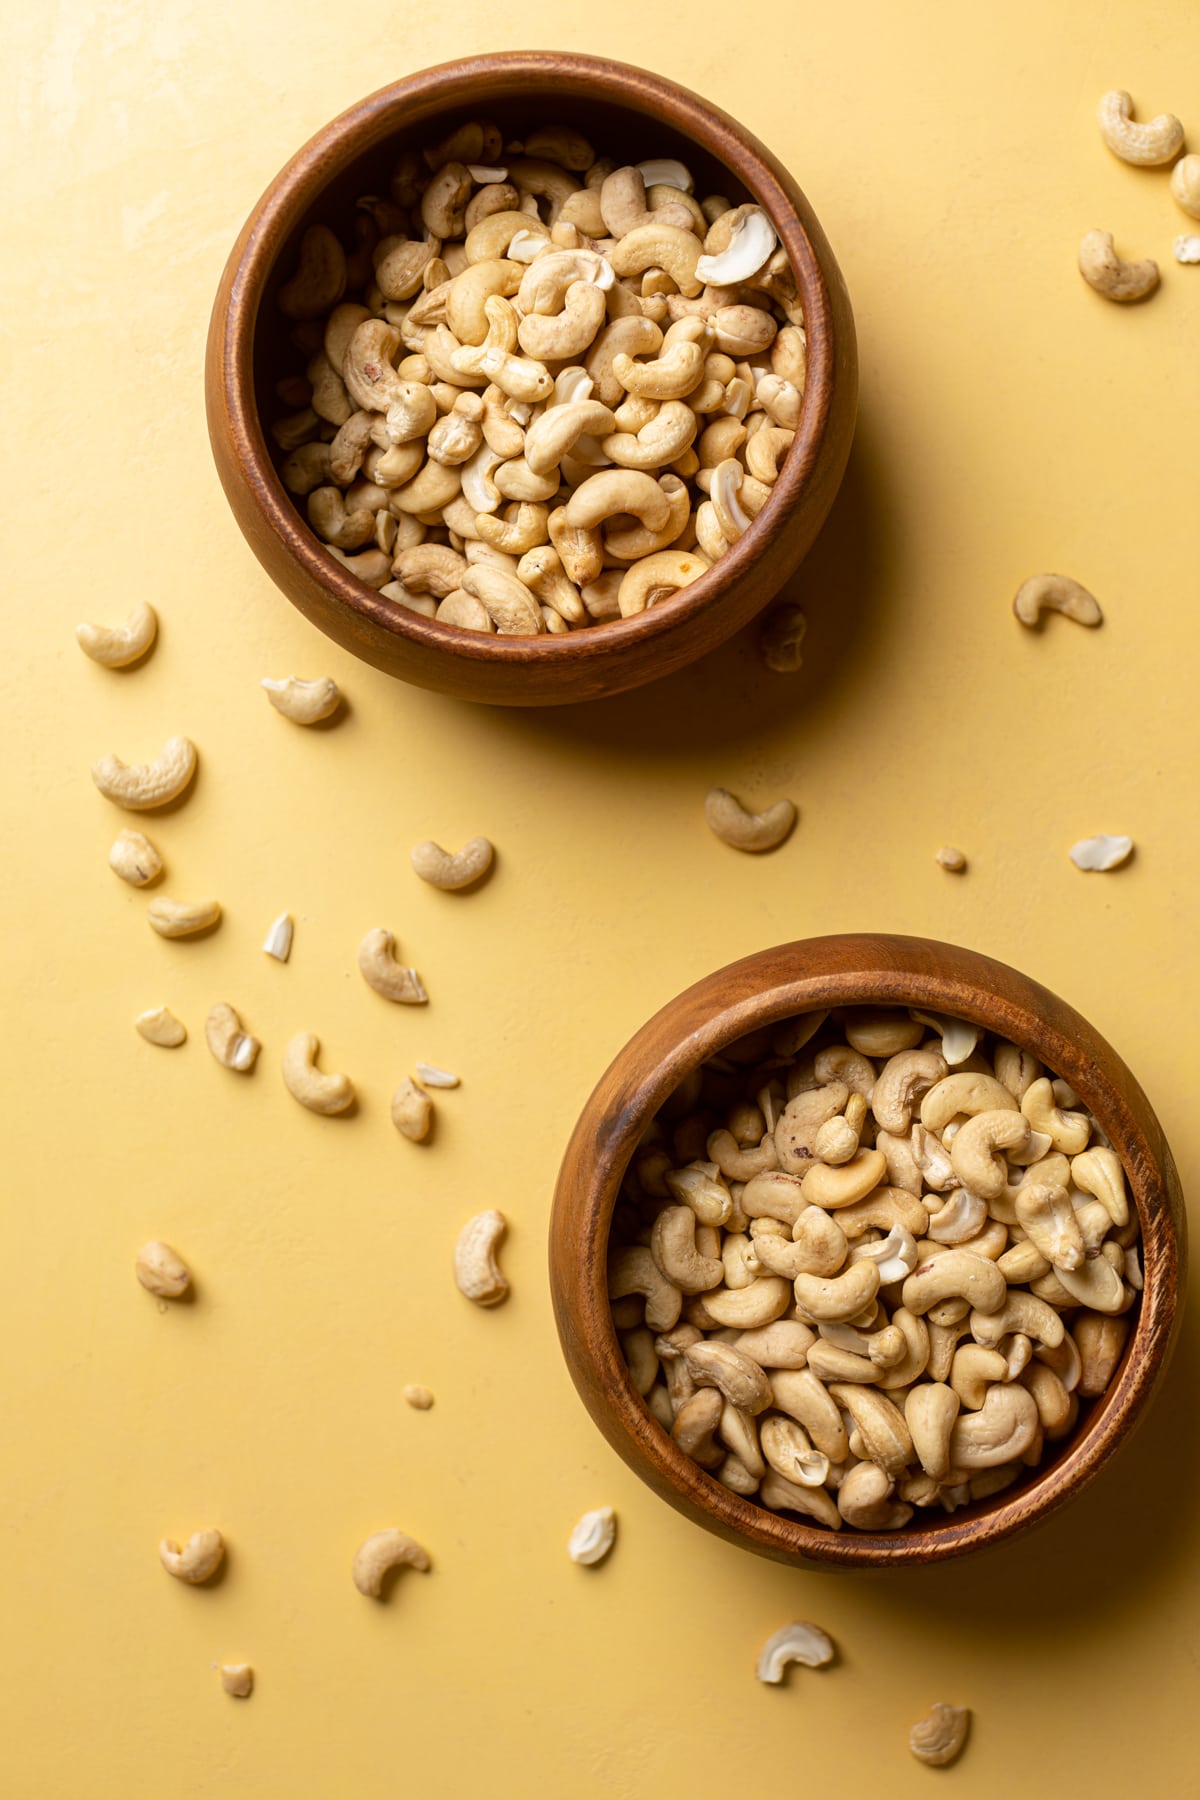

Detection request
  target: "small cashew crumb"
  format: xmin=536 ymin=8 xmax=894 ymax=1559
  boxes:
xmin=282 ymin=1032 xmax=355 ymax=1114
xmin=567 ymin=1506 xmax=616 ymax=1566
xmin=705 ymin=787 xmax=796 ymax=853
xmin=909 ymin=1701 xmax=970 ymax=1767
xmin=1068 ymin=834 xmax=1133 ymax=871
xmin=262 ymin=912 xmax=293 ymax=961
xmin=759 ymin=603 xmax=806 ymax=673
xmin=205 ymin=1003 xmax=261 ymax=1072
xmin=261 ymin=675 xmax=341 ymax=724
xmin=410 ymin=836 xmax=494 ymax=890
xmin=1013 ymin=573 xmax=1103 ymax=628
xmin=1174 ymin=235 xmax=1200 ymax=264
xmin=391 ymin=1075 xmax=433 ymax=1142
xmin=755 ymin=1620 xmax=835 ymax=1684
xmin=1078 ymin=229 xmax=1158 ymax=302
xmin=76 ymin=601 xmax=158 ymax=668
xmin=135 ymin=1241 xmax=191 ymax=1297
xmin=109 ymin=829 xmax=163 ymax=886
xmin=454 ymin=1208 xmax=509 ymax=1306
xmin=147 ymin=898 xmax=221 ymax=939
xmin=159 ymin=1529 xmax=224 ymax=1584
xmin=935 ymin=845 xmax=967 ymax=872
xmin=351 ymin=1529 xmax=431 ymax=1598
xmin=358 ymin=929 xmax=427 ymax=1003
xmin=403 ymin=1384 xmax=435 ymax=1409
xmin=415 ymin=1061 xmax=459 ymax=1088
xmin=136 ymin=1006 xmax=186 ymax=1048
xmin=219 ymin=1664 xmax=253 ymax=1698
xmin=1097 ymin=90 xmax=1184 ymax=166
xmin=92 ymin=735 xmax=197 ymax=811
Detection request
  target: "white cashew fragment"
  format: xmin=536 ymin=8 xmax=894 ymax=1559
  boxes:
xmin=351 ymin=1529 xmax=432 ymax=1597
xmin=410 ymin=836 xmax=493 ymax=890
xmin=147 ymin=898 xmax=221 ymax=939
xmin=159 ymin=1529 xmax=225 ymax=1584
xmin=261 ymin=675 xmax=341 ymax=724
xmin=91 ymin=735 xmax=197 ymax=810
xmin=567 ymin=1506 xmax=616 ymax=1566
xmin=755 ymin=1620 xmax=835 ymax=1684
xmin=1078 ymin=230 xmax=1159 ymax=302
xmin=219 ymin=1665 xmax=253 ymax=1698
xmin=76 ymin=601 xmax=158 ymax=667
xmin=695 ymin=207 xmax=777 ymax=285
xmin=453 ymin=1208 xmax=510 ymax=1307
xmin=1097 ymin=90 xmax=1184 ymax=165
xmin=704 ymin=787 xmax=796 ymax=853
xmin=636 ymin=158 xmax=693 ymax=192
xmin=135 ymin=1241 xmax=191 ymax=1297
xmin=415 ymin=1061 xmax=459 ymax=1088
xmin=281 ymin=1031 xmax=355 ymax=1114
xmin=1175 ymin=235 xmax=1200 ymax=264
xmin=357 ymin=929 xmax=427 ymax=1003
xmin=1068 ymin=834 xmax=1133 ymax=872
xmin=205 ymin=1003 xmax=261 ymax=1072
xmin=262 ymin=912 xmax=294 ymax=960
xmin=109 ymin=828 xmax=163 ymax=886
xmin=910 ymin=1009 xmax=979 ymax=1066
xmin=909 ymin=1702 xmax=970 ymax=1767
xmin=1013 ymin=573 xmax=1103 ymax=627
xmin=136 ymin=1006 xmax=186 ymax=1048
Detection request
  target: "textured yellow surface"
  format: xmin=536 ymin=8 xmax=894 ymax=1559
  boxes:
xmin=3 ymin=3 xmax=1198 ymax=1795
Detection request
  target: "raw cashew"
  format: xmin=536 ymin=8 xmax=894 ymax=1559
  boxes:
xmin=696 ymin=207 xmax=777 ymax=286
xmin=608 ymin=223 xmax=703 ymax=296
xmin=792 ymin=1260 xmax=880 ymax=1325
xmin=697 ymin=1276 xmax=791 ymax=1330
xmin=651 ymin=1206 xmax=724 ymax=1293
xmin=565 ymin=469 xmax=671 ymax=533
xmin=1071 ymin=1146 xmax=1129 ymax=1227
xmin=1068 ymin=834 xmax=1133 ymax=872
xmin=454 ymin=1208 xmax=509 ymax=1306
xmin=684 ymin=1340 xmax=772 ymax=1412
xmin=135 ymin=1241 xmax=191 ymax=1297
xmin=910 ymin=1703 xmax=970 ymax=1767
xmin=410 ymin=835 xmax=493 ymax=889
xmin=205 ymin=1003 xmax=260 ymax=1072
xmin=830 ymin=1384 xmax=914 ymax=1476
xmin=357 ymin=929 xmax=427 ymax=1003
xmin=1020 ymin=1077 xmax=1089 ymax=1154
xmin=970 ymin=1290 xmax=1065 ymax=1350
xmin=949 ymin=1109 xmax=1031 ymax=1200
xmin=1171 ymin=154 xmax=1200 ymax=219
xmin=91 ymin=735 xmax=197 ymax=810
xmin=837 ymin=1461 xmax=912 ymax=1530
xmin=159 ymin=1529 xmax=224 ymax=1584
xmin=902 ymin=1250 xmax=1006 ymax=1316
xmin=1075 ymin=1311 xmax=1130 ymax=1395
xmin=619 ymin=550 xmax=710 ymax=618
xmin=801 ymin=1149 xmax=887 ymax=1210
xmin=609 ymin=1246 xmax=681 ymax=1331
xmin=352 ymin=1529 xmax=432 ymax=1597
xmin=949 ymin=1382 xmax=1039 ymax=1469
xmin=1013 ymin=573 xmax=1103 ymax=627
xmin=135 ymin=1006 xmax=186 ymax=1048
xmin=76 ymin=601 xmax=158 ymax=667
xmin=871 ymin=1048 xmax=948 ymax=1134
xmin=147 ymin=898 xmax=221 ymax=939
xmin=905 ymin=1383 xmax=960 ymax=1481
xmin=391 ymin=1077 xmax=432 ymax=1142
xmin=1078 ymin=230 xmax=1159 ymax=301
xmin=920 ymin=1071 xmax=1017 ymax=1132
xmin=704 ymin=787 xmax=796 ymax=852
xmin=567 ymin=1507 xmax=616 ymax=1566
xmin=110 ymin=829 xmax=163 ymax=886
xmin=1097 ymin=89 xmax=1184 ymax=165
xmin=278 ymin=226 xmax=346 ymax=319
xmin=281 ymin=1032 xmax=355 ymax=1114
xmin=461 ymin=565 xmax=543 ymax=635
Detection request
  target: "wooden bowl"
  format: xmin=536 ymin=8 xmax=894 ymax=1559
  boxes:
xmin=205 ymin=52 xmax=857 ymax=707
xmin=550 ymin=935 xmax=1186 ymax=1566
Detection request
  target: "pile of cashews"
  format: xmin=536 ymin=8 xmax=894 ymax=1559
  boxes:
xmin=610 ymin=1004 xmax=1142 ymax=1530
xmin=271 ymin=118 xmax=805 ymax=636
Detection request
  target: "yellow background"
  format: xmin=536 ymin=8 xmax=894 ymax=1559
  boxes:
xmin=3 ymin=3 xmax=1197 ymax=1794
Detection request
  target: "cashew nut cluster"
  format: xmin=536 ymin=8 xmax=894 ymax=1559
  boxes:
xmin=609 ymin=1006 xmax=1141 ymax=1532
xmin=270 ymin=121 xmax=806 ymax=641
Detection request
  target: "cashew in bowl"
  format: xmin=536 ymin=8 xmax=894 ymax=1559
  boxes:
xmin=1078 ymin=230 xmax=1159 ymax=302
xmin=759 ymin=603 xmax=806 ymax=673
xmin=454 ymin=1208 xmax=509 ymax=1305
xmin=159 ymin=1529 xmax=225 ymax=1584
xmin=705 ymin=787 xmax=796 ymax=853
xmin=76 ymin=601 xmax=158 ymax=668
xmin=567 ymin=1506 xmax=616 ymax=1566
xmin=135 ymin=1241 xmax=191 ymax=1297
xmin=391 ymin=1076 xmax=433 ymax=1142
xmin=1171 ymin=155 xmax=1200 ymax=220
xmin=909 ymin=1701 xmax=970 ymax=1766
xmin=92 ymin=735 xmax=197 ymax=810
xmin=281 ymin=1031 xmax=355 ymax=1114
xmin=410 ymin=835 xmax=493 ymax=890
xmin=147 ymin=898 xmax=221 ymax=939
xmin=351 ymin=1529 xmax=431 ymax=1597
xmin=261 ymin=675 xmax=341 ymax=724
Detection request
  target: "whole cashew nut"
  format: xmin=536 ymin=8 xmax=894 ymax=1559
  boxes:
xmin=205 ymin=1002 xmax=261 ymax=1072
xmin=836 ymin=1460 xmax=913 ymax=1530
xmin=410 ymin=835 xmax=493 ymax=890
xmin=1097 ymin=89 xmax=1184 ymax=165
xmin=1013 ymin=572 xmax=1104 ymax=627
xmin=800 ymin=1149 xmax=887 ymax=1210
xmin=684 ymin=1340 xmax=773 ymax=1413
xmin=949 ymin=1382 xmax=1039 ymax=1469
xmin=696 ymin=1276 xmax=791 ymax=1330
xmin=1020 ymin=1077 xmax=1090 ymax=1154
xmin=949 ymin=1109 xmax=1032 ymax=1201
xmin=619 ymin=550 xmax=711 ymax=618
xmin=278 ymin=226 xmax=346 ymax=319
xmin=608 ymin=1245 xmax=682 ymax=1331
xmin=1071 ymin=1146 xmax=1130 ymax=1227
xmin=454 ymin=1208 xmax=509 ymax=1306
xmin=651 ymin=1206 xmax=724 ymax=1293
xmin=352 ymin=1529 xmax=432 ymax=1597
xmin=357 ymin=929 xmax=427 ymax=1004
xmin=969 ymin=1291 xmax=1065 ymax=1350
xmin=135 ymin=1006 xmax=186 ymax=1047
xmin=902 ymin=1250 xmax=1007 ymax=1317
xmin=261 ymin=676 xmax=341 ymax=724
xmin=146 ymin=898 xmax=221 ymax=939
xmin=905 ymin=1382 xmax=961 ymax=1481
xmin=281 ymin=1032 xmax=355 ymax=1114
xmin=1171 ymin=153 xmax=1200 ymax=219
xmin=1078 ymin=230 xmax=1159 ymax=302
xmin=110 ymin=828 xmax=163 ymax=886
xmin=704 ymin=787 xmax=796 ymax=853
xmin=920 ymin=1072 xmax=1017 ymax=1132
xmin=792 ymin=1259 xmax=880 ymax=1325
xmin=91 ymin=735 xmax=197 ymax=811
xmin=76 ymin=601 xmax=158 ymax=668
xmin=159 ymin=1529 xmax=224 ymax=1584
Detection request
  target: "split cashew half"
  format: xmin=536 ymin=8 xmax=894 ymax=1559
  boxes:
xmin=1078 ymin=230 xmax=1159 ymax=302
xmin=135 ymin=1241 xmax=191 ymax=1297
xmin=205 ymin=1003 xmax=261 ymax=1072
xmin=281 ymin=1032 xmax=355 ymax=1114
xmin=1097 ymin=90 xmax=1184 ymax=166
xmin=1013 ymin=573 xmax=1102 ymax=627
xmin=909 ymin=1702 xmax=970 ymax=1767
xmin=567 ymin=1506 xmax=616 ymax=1566
xmin=92 ymin=735 xmax=197 ymax=810
xmin=147 ymin=898 xmax=221 ymax=939
xmin=357 ymin=929 xmax=427 ymax=1003
xmin=1068 ymin=834 xmax=1132 ymax=872
xmin=705 ymin=787 xmax=796 ymax=853
xmin=755 ymin=1620 xmax=835 ymax=1684
xmin=453 ymin=1208 xmax=509 ymax=1306
xmin=159 ymin=1529 xmax=225 ymax=1584
xmin=410 ymin=836 xmax=493 ymax=890
xmin=76 ymin=601 xmax=158 ymax=667
xmin=351 ymin=1529 xmax=431 ymax=1597
xmin=109 ymin=829 xmax=163 ymax=886
xmin=135 ymin=1006 xmax=186 ymax=1047
xmin=219 ymin=1665 xmax=253 ymax=1699
xmin=261 ymin=676 xmax=341 ymax=724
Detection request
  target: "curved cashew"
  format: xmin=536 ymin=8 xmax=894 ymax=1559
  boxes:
xmin=135 ymin=1240 xmax=191 ymax=1298
xmin=800 ymin=1149 xmax=887 ymax=1210
xmin=650 ymin=1206 xmax=724 ymax=1293
xmin=734 ymin=1319 xmax=816 ymax=1368
xmin=1097 ymin=89 xmax=1184 ymax=165
xmin=813 ymin=1045 xmax=874 ymax=1097
xmin=1013 ymin=572 xmax=1103 ymax=627
xmin=636 ymin=157 xmax=693 ymax=193
xmin=475 ymin=502 xmax=550 ymax=557
xmin=278 ymin=225 xmax=346 ymax=318
xmin=703 ymin=787 xmax=796 ymax=853
xmin=342 ymin=319 xmax=406 ymax=411
xmin=1171 ymin=153 xmax=1200 ymax=219
xmin=920 ymin=1071 xmax=1017 ymax=1132
xmin=837 ymin=1461 xmax=913 ymax=1531
xmin=1055 ymin=1250 xmax=1128 ymax=1314
xmin=695 ymin=207 xmax=777 ymax=286
xmin=604 ymin=401 xmax=698 ymax=471
xmin=281 ymin=1031 xmax=355 ymax=1115
xmin=774 ymin=1087 xmax=849 ymax=1174
xmin=420 ymin=159 xmax=472 ymax=238
xmin=375 ymin=238 xmax=439 ymax=303
xmin=608 ymin=1245 xmax=682 ymax=1332
xmin=205 ymin=1002 xmax=260 ymax=1072
xmin=1078 ymin=229 xmax=1159 ymax=301
xmin=619 ymin=550 xmax=710 ymax=619
xmin=805 ymin=1340 xmax=879 ymax=1384
xmin=357 ymin=928 xmax=427 ymax=1004
xmin=950 ymin=1344 xmax=1008 ymax=1409
xmin=507 ymin=157 xmax=581 ymax=223
xmin=949 ymin=1382 xmax=1039 ymax=1470
xmin=92 ymin=735 xmax=197 ymax=811
xmin=834 ymin=1187 xmax=928 ymax=1240
xmin=1014 ymin=1181 xmax=1085 ymax=1270
xmin=453 ymin=1208 xmax=508 ymax=1306
xmin=444 ymin=257 xmax=522 ymax=345
xmin=718 ymin=1401 xmax=766 ymax=1478
xmin=712 ymin=304 xmax=777 ymax=358
xmin=684 ymin=1340 xmax=772 ymax=1413
xmin=461 ymin=565 xmax=543 ymax=635
xmin=762 ymin=1206 xmax=848 ymax=1279
xmin=384 ymin=382 xmax=439 ymax=446
xmin=76 ymin=601 xmax=158 ymax=668
xmin=567 ymin=1506 xmax=616 ymax=1566
xmin=759 ymin=1469 xmax=841 ymax=1528
xmin=875 ymin=1306 xmax=933 ymax=1390
xmin=409 ymin=835 xmax=493 ymax=890
xmin=1071 ymin=1146 xmax=1129 ymax=1227
xmin=110 ymin=828 xmax=163 ymax=886
xmin=524 ymin=400 xmax=616 ymax=476
xmin=792 ymin=1260 xmax=880 ymax=1325
xmin=516 ymin=546 xmax=586 ymax=624
xmin=1075 ymin=1311 xmax=1130 ymax=1395
xmin=352 ymin=1528 xmax=432 ymax=1597
xmin=949 ymin=1109 xmax=1031 ymax=1200
xmin=969 ymin=1291 xmax=1065 ymax=1350
xmin=261 ymin=675 xmax=341 ymax=724
xmin=147 ymin=898 xmax=221 ymax=939
xmin=608 ymin=222 xmax=703 ymax=296
xmin=923 ymin=1189 xmax=986 ymax=1245
xmin=829 ymin=1383 xmax=914 ymax=1476
xmin=1020 ymin=1077 xmax=1090 ymax=1154
xmin=613 ymin=318 xmax=710 ymax=400
xmin=760 ymin=1416 xmax=830 ymax=1488
xmin=698 ymin=1276 xmax=792 ymax=1330
xmin=768 ymin=1369 xmax=849 ymax=1462
xmin=910 ymin=1703 xmax=970 ymax=1768
xmin=1068 ymin=833 xmax=1134 ymax=872
xmin=394 ymin=544 xmax=468 ymax=599
xmin=851 ymin=1222 xmax=920 ymax=1284
xmin=905 ymin=1382 xmax=960 ymax=1481
xmin=586 ymin=316 xmax=664 ymax=407
xmin=665 ymin=1162 xmax=734 ymax=1227
xmin=135 ymin=1006 xmax=186 ymax=1048
xmin=1021 ymin=1360 xmax=1071 ymax=1432
xmin=565 ymin=469 xmax=671 ymax=533
xmin=159 ymin=1529 xmax=224 ymax=1584
xmin=902 ymin=1250 xmax=1006 ymax=1316
xmin=518 ymin=281 xmax=608 ymax=360
xmin=308 ymin=486 xmax=374 ymax=551
xmin=672 ymin=1388 xmax=724 ymax=1467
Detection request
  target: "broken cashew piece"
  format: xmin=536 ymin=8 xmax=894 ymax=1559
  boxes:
xmin=1068 ymin=834 xmax=1132 ymax=872
xmin=1078 ymin=230 xmax=1159 ymax=302
xmin=263 ymin=912 xmax=294 ymax=960
xmin=357 ymin=929 xmax=427 ymax=1003
xmin=415 ymin=1061 xmax=459 ymax=1088
xmin=351 ymin=1529 xmax=431 ymax=1597
xmin=454 ymin=1208 xmax=509 ymax=1306
xmin=91 ymin=735 xmax=197 ymax=810
xmin=909 ymin=1702 xmax=970 ymax=1767
xmin=1176 ymin=235 xmax=1200 ymax=264
xmin=705 ymin=787 xmax=796 ymax=853
xmin=261 ymin=675 xmax=341 ymax=724
xmin=1013 ymin=573 xmax=1103 ymax=628
xmin=76 ymin=601 xmax=158 ymax=668
xmin=567 ymin=1507 xmax=616 ymax=1566
xmin=219 ymin=1665 xmax=253 ymax=1699
xmin=281 ymin=1031 xmax=355 ymax=1114
xmin=1097 ymin=90 xmax=1184 ymax=166
xmin=755 ymin=1620 xmax=835 ymax=1684
xmin=147 ymin=898 xmax=221 ymax=939
xmin=205 ymin=1003 xmax=261 ymax=1072
xmin=696 ymin=207 xmax=777 ymax=285
xmin=109 ymin=828 xmax=163 ymax=886
xmin=135 ymin=1241 xmax=191 ymax=1297
xmin=403 ymin=1384 xmax=435 ymax=1409
xmin=136 ymin=1006 xmax=186 ymax=1048
xmin=159 ymin=1529 xmax=224 ymax=1584
xmin=1171 ymin=155 xmax=1200 ymax=220
xmin=935 ymin=845 xmax=967 ymax=872
xmin=391 ymin=1076 xmax=433 ymax=1142
xmin=410 ymin=835 xmax=493 ymax=890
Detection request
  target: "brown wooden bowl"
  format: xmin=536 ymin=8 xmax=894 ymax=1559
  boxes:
xmin=205 ymin=52 xmax=857 ymax=707
xmin=550 ymin=934 xmax=1186 ymax=1566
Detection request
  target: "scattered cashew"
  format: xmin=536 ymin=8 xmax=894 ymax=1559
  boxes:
xmin=351 ymin=1529 xmax=431 ymax=1597
xmin=410 ymin=836 xmax=493 ymax=889
xmin=263 ymin=912 xmax=294 ymax=960
xmin=76 ymin=601 xmax=158 ymax=668
xmin=391 ymin=1076 xmax=433 ymax=1142
xmin=704 ymin=787 xmax=796 ymax=852
xmin=281 ymin=1031 xmax=355 ymax=1114
xmin=1097 ymin=90 xmax=1184 ymax=166
xmin=567 ymin=1507 xmax=616 ymax=1566
xmin=135 ymin=1241 xmax=191 ymax=1297
xmin=147 ymin=898 xmax=221 ymax=939
xmin=909 ymin=1702 xmax=970 ymax=1767
xmin=1171 ymin=155 xmax=1200 ymax=219
xmin=92 ymin=735 xmax=197 ymax=810
xmin=110 ymin=829 xmax=163 ymax=886
xmin=1078 ymin=230 xmax=1159 ymax=302
xmin=755 ymin=1620 xmax=835 ymax=1683
xmin=159 ymin=1529 xmax=224 ymax=1584
xmin=357 ymin=929 xmax=427 ymax=1003
xmin=135 ymin=1006 xmax=186 ymax=1048
xmin=205 ymin=1003 xmax=260 ymax=1072
xmin=261 ymin=675 xmax=341 ymax=724
xmin=1013 ymin=573 xmax=1103 ymax=628
xmin=454 ymin=1208 xmax=509 ymax=1306
xmin=935 ymin=844 xmax=967 ymax=872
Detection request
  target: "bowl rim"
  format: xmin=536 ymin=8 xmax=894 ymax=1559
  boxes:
xmin=215 ymin=50 xmax=840 ymax=664
xmin=549 ymin=933 xmax=1186 ymax=1567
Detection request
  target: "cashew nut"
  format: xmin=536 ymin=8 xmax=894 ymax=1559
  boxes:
xmin=461 ymin=564 xmax=543 ymax=635
xmin=619 ymin=550 xmax=711 ymax=618
xmin=1097 ymin=89 xmax=1184 ymax=165
xmin=205 ymin=1003 xmax=261 ymax=1072
xmin=391 ymin=1076 xmax=433 ymax=1143
xmin=949 ymin=1382 xmax=1039 ymax=1469
xmin=685 ymin=1340 xmax=772 ymax=1412
xmin=871 ymin=1048 xmax=948 ymax=1134
xmin=1013 ymin=572 xmax=1103 ymax=628
xmin=703 ymin=787 xmax=796 ymax=852
xmin=1078 ymin=230 xmax=1159 ymax=302
xmin=902 ymin=1250 xmax=1006 ymax=1316
xmin=1068 ymin=834 xmax=1133 ymax=872
xmin=1020 ymin=1077 xmax=1089 ymax=1154
xmin=76 ymin=601 xmax=158 ymax=668
xmin=837 ymin=1461 xmax=913 ymax=1530
xmin=920 ymin=1071 xmax=1017 ymax=1131
xmin=453 ymin=1208 xmax=509 ymax=1306
xmin=905 ymin=1382 xmax=960 ymax=1481
xmin=651 ymin=1206 xmax=724 ymax=1293
xmin=135 ymin=1241 xmax=191 ymax=1297
xmin=1171 ymin=154 xmax=1200 ymax=219
xmin=792 ymin=1260 xmax=880 ymax=1324
xmin=351 ymin=1529 xmax=431 ymax=1597
xmin=135 ymin=1006 xmax=186 ymax=1048
xmin=755 ymin=1621 xmax=835 ymax=1683
xmin=910 ymin=1702 xmax=970 ymax=1767
xmin=281 ymin=1031 xmax=354 ymax=1114
xmin=91 ymin=735 xmax=197 ymax=810
xmin=110 ymin=828 xmax=163 ymax=887
xmin=159 ymin=1529 xmax=224 ymax=1584
xmin=409 ymin=835 xmax=493 ymax=890
xmin=357 ymin=929 xmax=427 ymax=1004
xmin=146 ymin=898 xmax=221 ymax=939
xmin=695 ymin=207 xmax=777 ymax=286
xmin=567 ymin=1507 xmax=616 ymax=1566
xmin=279 ymin=226 xmax=346 ymax=318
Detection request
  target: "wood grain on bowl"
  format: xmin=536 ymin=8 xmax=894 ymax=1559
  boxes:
xmin=206 ymin=52 xmax=857 ymax=706
xmin=549 ymin=935 xmax=1186 ymax=1567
